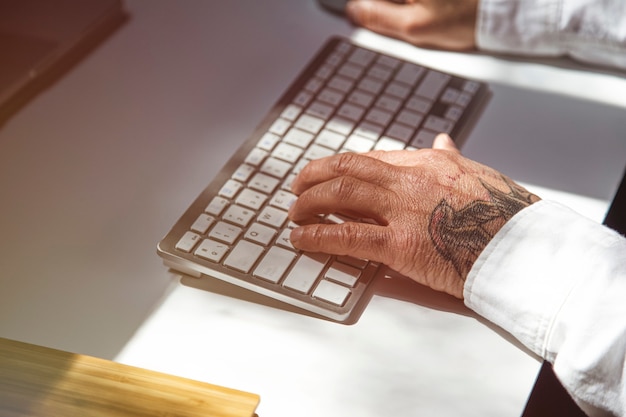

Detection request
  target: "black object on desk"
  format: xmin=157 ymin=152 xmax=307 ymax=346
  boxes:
xmin=522 ymin=165 xmax=626 ymax=417
xmin=0 ymin=0 xmax=126 ymax=124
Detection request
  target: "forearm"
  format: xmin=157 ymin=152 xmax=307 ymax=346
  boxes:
xmin=465 ymin=200 xmax=626 ymax=417
xmin=477 ymin=0 xmax=626 ymax=70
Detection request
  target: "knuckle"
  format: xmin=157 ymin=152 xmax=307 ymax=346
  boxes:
xmin=335 ymin=222 xmax=370 ymax=253
xmin=330 ymin=176 xmax=359 ymax=203
xmin=330 ymin=152 xmax=361 ymax=176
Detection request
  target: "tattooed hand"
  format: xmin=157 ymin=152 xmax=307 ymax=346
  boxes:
xmin=288 ymin=134 xmax=539 ymax=299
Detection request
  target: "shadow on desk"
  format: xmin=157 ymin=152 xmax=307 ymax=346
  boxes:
xmin=178 ymin=266 xmax=470 ymax=326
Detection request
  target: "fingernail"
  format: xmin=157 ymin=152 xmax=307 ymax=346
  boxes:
xmin=289 ymin=227 xmax=302 ymax=245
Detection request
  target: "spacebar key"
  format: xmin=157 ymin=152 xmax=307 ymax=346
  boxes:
xmin=282 ymin=252 xmax=329 ymax=294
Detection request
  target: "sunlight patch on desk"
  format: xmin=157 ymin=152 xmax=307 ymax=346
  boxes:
xmin=349 ymin=29 xmax=626 ymax=109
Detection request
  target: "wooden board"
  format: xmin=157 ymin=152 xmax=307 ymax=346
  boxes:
xmin=0 ymin=337 xmax=260 ymax=417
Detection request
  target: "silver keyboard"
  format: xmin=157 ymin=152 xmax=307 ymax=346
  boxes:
xmin=157 ymin=37 xmax=490 ymax=323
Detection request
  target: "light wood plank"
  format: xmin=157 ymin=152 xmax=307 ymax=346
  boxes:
xmin=0 ymin=337 xmax=260 ymax=417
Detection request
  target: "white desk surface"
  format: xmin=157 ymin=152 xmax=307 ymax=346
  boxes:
xmin=1 ymin=1 xmax=626 ymax=416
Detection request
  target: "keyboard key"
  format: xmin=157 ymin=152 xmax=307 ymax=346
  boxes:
xmin=348 ymin=90 xmax=375 ymax=108
xmin=325 ymin=262 xmax=361 ymax=287
xmin=347 ymin=48 xmax=375 ymax=67
xmin=269 ymin=190 xmax=297 ymax=211
xmin=424 ymin=115 xmax=454 ymax=133
xmin=316 ymin=64 xmax=333 ymax=80
xmin=276 ymin=228 xmax=295 ymax=249
xmin=245 ymin=148 xmax=268 ymax=166
xmin=304 ymin=77 xmax=324 ymax=93
xmin=283 ymin=128 xmax=314 ymax=148
xmin=327 ymin=75 xmax=354 ymax=93
xmin=194 ymin=239 xmax=228 ymax=263
xmin=354 ymin=121 xmax=383 ymax=140
xmin=223 ymin=205 xmax=255 ymax=227
xmin=272 ymin=142 xmax=303 ymax=163
xmin=281 ymin=104 xmax=302 ymax=121
xmin=209 ymin=221 xmax=242 ymax=244
xmin=306 ymin=101 xmax=334 ymax=120
xmin=245 ymin=222 xmax=277 ymax=245
xmin=315 ymin=129 xmax=346 ymax=150
xmin=205 ymin=196 xmax=228 ymax=216
xmin=318 ymin=87 xmax=345 ymax=106
xmin=374 ymin=137 xmax=406 ymax=151
xmin=254 ymin=246 xmax=297 ymax=283
xmin=258 ymin=206 xmax=288 ymax=228
xmin=303 ymin=144 xmax=335 ymax=160
xmin=232 ymin=164 xmax=255 ymax=182
xmin=441 ymin=87 xmax=461 ymax=104
xmin=191 ymin=213 xmax=215 ymax=234
xmin=375 ymin=94 xmax=402 ymax=113
xmin=385 ymin=123 xmax=414 ymax=143
xmin=326 ymin=117 xmax=354 ymax=136
xmin=337 ymin=102 xmax=365 ymax=122
xmin=365 ymin=108 xmax=393 ymax=126
xmin=464 ymin=80 xmax=481 ymax=94
xmin=376 ymin=54 xmax=400 ymax=69
xmin=295 ymin=114 xmax=325 ymax=135
xmin=457 ymin=92 xmax=472 ymax=107
xmin=405 ymin=96 xmax=432 ymax=114
xmin=367 ymin=64 xmax=393 ymax=82
xmin=293 ymin=90 xmax=312 ymax=107
xmin=337 ymin=62 xmax=364 ymax=80
xmin=248 ymin=173 xmax=279 ymax=194
xmin=281 ymin=173 xmax=296 ymax=191
xmin=411 ymin=129 xmax=438 ymax=148
xmin=445 ymin=106 xmax=464 ymax=121
xmin=313 ymin=280 xmax=351 ymax=306
xmin=358 ymin=77 xmax=384 ymax=95
xmin=224 ymin=240 xmax=264 ymax=273
xmin=385 ymin=81 xmax=411 ymax=99
xmin=337 ymin=255 xmax=369 ymax=269
xmin=283 ymin=253 xmax=329 ymax=293
xmin=269 ymin=117 xmax=291 ymax=136
xmin=394 ymin=62 xmax=424 ymax=86
xmin=175 ymin=231 xmax=201 ymax=253
xmin=415 ymin=70 xmax=450 ymax=100
xmin=343 ymin=135 xmax=375 ymax=153
xmin=260 ymin=157 xmax=292 ymax=178
xmin=233 ymin=188 xmax=267 ymax=210
xmin=219 ymin=179 xmax=243 ymax=199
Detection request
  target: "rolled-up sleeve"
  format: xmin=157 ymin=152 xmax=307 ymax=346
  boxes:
xmin=476 ymin=0 xmax=626 ymax=70
xmin=464 ymin=200 xmax=626 ymax=417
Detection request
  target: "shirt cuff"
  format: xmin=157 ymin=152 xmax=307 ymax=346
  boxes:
xmin=476 ymin=0 xmax=563 ymax=56
xmin=463 ymin=199 xmax=616 ymax=359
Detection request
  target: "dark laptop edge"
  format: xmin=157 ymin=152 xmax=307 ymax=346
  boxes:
xmin=0 ymin=1 xmax=127 ymax=126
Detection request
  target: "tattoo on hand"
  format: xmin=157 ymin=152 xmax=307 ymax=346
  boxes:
xmin=428 ymin=176 xmax=538 ymax=280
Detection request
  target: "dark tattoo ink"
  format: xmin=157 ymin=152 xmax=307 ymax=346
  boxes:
xmin=428 ymin=176 xmax=538 ymax=279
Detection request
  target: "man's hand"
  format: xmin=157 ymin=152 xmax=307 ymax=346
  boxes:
xmin=288 ymin=134 xmax=539 ymax=299
xmin=346 ymin=0 xmax=478 ymax=51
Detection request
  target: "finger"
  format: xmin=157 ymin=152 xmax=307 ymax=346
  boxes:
xmin=362 ymin=149 xmax=425 ymax=167
xmin=291 ymin=152 xmax=395 ymax=195
xmin=289 ymin=176 xmax=393 ymax=224
xmin=346 ymin=0 xmax=427 ymax=41
xmin=432 ymin=133 xmax=460 ymax=153
xmin=289 ymin=222 xmax=393 ymax=263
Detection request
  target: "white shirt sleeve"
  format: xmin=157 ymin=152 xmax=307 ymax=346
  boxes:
xmin=464 ymin=200 xmax=626 ymax=417
xmin=476 ymin=0 xmax=626 ymax=70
